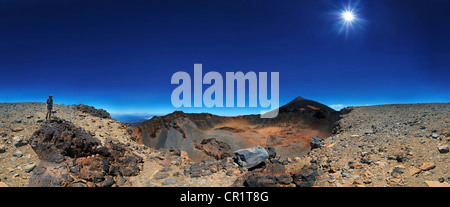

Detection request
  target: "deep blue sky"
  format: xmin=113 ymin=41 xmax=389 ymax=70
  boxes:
xmin=1 ymin=0 xmax=449 ymax=117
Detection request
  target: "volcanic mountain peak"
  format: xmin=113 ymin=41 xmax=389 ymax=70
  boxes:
xmin=280 ymin=96 xmax=336 ymax=113
xmin=293 ymin=96 xmax=307 ymax=101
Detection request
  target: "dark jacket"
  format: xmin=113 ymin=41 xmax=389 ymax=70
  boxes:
xmin=46 ymin=98 xmax=53 ymax=110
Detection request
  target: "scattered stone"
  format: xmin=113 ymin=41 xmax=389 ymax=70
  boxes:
xmin=12 ymin=150 xmax=23 ymax=157
xmin=169 ymin=147 xmax=181 ymax=156
xmin=364 ymin=130 xmax=374 ymax=135
xmin=431 ymin=133 xmax=439 ymax=139
xmin=162 ymin=177 xmax=178 ymax=185
xmin=437 ymin=145 xmax=449 ymax=154
xmin=341 ymin=172 xmax=350 ymax=178
xmin=395 ymin=152 xmax=407 ymax=162
xmin=159 ymin=167 xmax=172 ymax=172
xmin=419 ymin=162 xmax=436 ymax=171
xmin=348 ymin=161 xmax=364 ymax=169
xmin=201 ymin=169 xmax=212 ymax=176
xmin=0 ymin=144 xmax=6 ymax=153
xmin=391 ymin=167 xmax=404 ymax=177
xmin=12 ymin=127 xmax=24 ymax=132
xmin=153 ymin=171 xmax=170 ymax=180
xmin=34 ymin=119 xmax=43 ymax=124
xmin=190 ymin=170 xmax=201 ymax=178
xmin=277 ymin=175 xmax=293 ymax=185
xmin=424 ymin=181 xmax=450 ymax=187
xmin=244 ymin=175 xmax=278 ymax=187
xmin=326 ymin=143 xmax=337 ymax=148
xmin=13 ymin=137 xmax=28 ymax=147
xmin=387 ymin=178 xmax=405 ymax=187
xmin=159 ymin=159 xmax=172 ymax=168
xmin=15 ymin=118 xmax=22 ymax=123
xmin=98 ymin=176 xmax=115 ymax=187
xmin=361 ymin=151 xmax=369 ymax=157
xmin=24 ymin=164 xmax=36 ymax=173
xmin=360 ymin=158 xmax=372 ymax=165
xmin=408 ymin=167 xmax=421 ymax=176
xmin=115 ymin=175 xmax=130 ymax=186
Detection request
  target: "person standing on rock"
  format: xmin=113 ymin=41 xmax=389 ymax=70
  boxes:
xmin=45 ymin=95 xmax=53 ymax=120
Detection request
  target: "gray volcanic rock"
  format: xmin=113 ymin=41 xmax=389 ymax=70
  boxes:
xmin=234 ymin=146 xmax=269 ymax=168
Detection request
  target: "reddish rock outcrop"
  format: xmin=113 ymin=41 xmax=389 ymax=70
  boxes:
xmin=194 ymin=138 xmax=232 ymax=160
xmin=28 ymin=118 xmax=143 ymax=187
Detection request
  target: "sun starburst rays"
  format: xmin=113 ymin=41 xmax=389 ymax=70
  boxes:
xmin=333 ymin=1 xmax=365 ymax=39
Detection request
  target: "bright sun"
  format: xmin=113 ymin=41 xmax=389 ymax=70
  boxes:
xmin=335 ymin=1 xmax=364 ymax=38
xmin=342 ymin=11 xmax=355 ymax=22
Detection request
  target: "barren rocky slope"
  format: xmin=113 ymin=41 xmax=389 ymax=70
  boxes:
xmin=0 ymin=103 xmax=144 ymax=186
xmin=308 ymin=103 xmax=450 ymax=187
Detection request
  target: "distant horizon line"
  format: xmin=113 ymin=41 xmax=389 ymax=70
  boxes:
xmin=1 ymin=100 xmax=449 ymax=118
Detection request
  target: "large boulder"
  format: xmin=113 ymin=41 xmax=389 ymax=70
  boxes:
xmin=28 ymin=118 xmax=142 ymax=187
xmin=234 ymin=146 xmax=269 ymax=168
